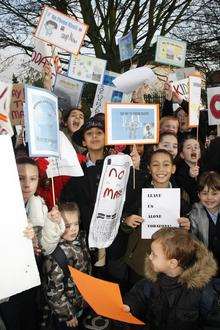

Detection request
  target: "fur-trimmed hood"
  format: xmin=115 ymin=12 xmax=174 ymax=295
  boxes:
xmin=144 ymin=239 xmax=217 ymax=289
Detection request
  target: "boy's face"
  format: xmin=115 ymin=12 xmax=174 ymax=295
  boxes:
xmin=149 ymin=153 xmax=176 ymax=187
xmin=149 ymin=240 xmax=172 ymax=273
xmin=82 ymin=127 xmax=105 ymax=151
xmin=157 ymin=135 xmax=178 ymax=158
xmin=66 ymin=109 xmax=84 ymax=134
xmin=62 ymin=211 xmax=79 ymax=241
xmin=160 ymin=119 xmax=179 ymax=134
xmin=181 ymin=139 xmax=200 ymax=165
xmin=17 ymin=164 xmax=39 ymax=203
xmin=199 ymin=186 xmax=220 ymax=213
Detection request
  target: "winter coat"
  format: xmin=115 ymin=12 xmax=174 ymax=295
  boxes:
xmin=124 ymin=240 xmax=218 ymax=330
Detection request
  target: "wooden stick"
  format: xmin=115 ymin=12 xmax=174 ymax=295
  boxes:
xmin=51 ymin=177 xmax=56 ymax=207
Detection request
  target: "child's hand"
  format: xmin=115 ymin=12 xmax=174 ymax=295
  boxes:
xmin=66 ymin=317 xmax=78 ymax=327
xmin=189 ymin=165 xmax=199 ymax=178
xmin=23 ymin=224 xmax=35 ymax=240
xmin=124 ymin=215 xmax=143 ymax=228
xmin=48 ymin=205 xmax=62 ymax=223
xmin=130 ymin=145 xmax=140 ymax=170
xmin=122 ymin=304 xmax=130 ymax=313
xmin=178 ymin=217 xmax=190 ymax=231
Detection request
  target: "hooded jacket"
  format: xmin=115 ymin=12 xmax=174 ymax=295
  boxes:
xmin=124 ymin=240 xmax=218 ymax=330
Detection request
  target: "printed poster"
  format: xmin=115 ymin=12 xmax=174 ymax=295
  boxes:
xmin=35 ymin=6 xmax=88 ymax=54
xmin=142 ymin=188 xmax=180 ymax=239
xmin=89 ymin=155 xmax=132 ymax=248
xmin=207 ymin=87 xmax=220 ymax=125
xmin=0 ymin=81 xmax=13 ymax=136
xmin=25 ymin=86 xmax=59 ymax=157
xmin=106 ymin=103 xmax=159 ymax=145
xmin=118 ymin=31 xmax=134 ymax=62
xmin=68 ymin=54 xmax=107 ymax=85
xmin=0 ymin=135 xmax=40 ymax=300
xmin=53 ymin=74 xmax=84 ymax=109
xmin=10 ymin=83 xmax=24 ymax=126
xmin=155 ymin=36 xmax=186 ymax=67
xmin=102 ymin=70 xmax=119 ymax=87
xmin=188 ymin=76 xmax=201 ymax=127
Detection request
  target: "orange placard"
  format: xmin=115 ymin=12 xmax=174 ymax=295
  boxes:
xmin=69 ymin=267 xmax=145 ymax=325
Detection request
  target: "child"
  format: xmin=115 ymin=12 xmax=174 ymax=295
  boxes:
xmin=155 ymin=132 xmax=178 ymax=159
xmin=175 ymin=137 xmax=201 ymax=205
xmin=43 ymin=202 xmax=91 ymax=330
xmin=159 ymin=116 xmax=179 ymax=135
xmin=16 ymin=156 xmax=65 ymax=255
xmin=190 ymin=171 xmax=220 ymax=273
xmin=123 ymin=228 xmax=218 ymax=330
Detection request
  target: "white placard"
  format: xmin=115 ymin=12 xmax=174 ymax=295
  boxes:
xmin=89 ymin=155 xmax=132 ymax=248
xmin=0 ymin=136 xmax=40 ymax=300
xmin=141 ymin=188 xmax=180 ymax=239
xmin=30 ymin=37 xmax=52 ymax=73
xmin=0 ymin=81 xmax=13 ymax=136
xmin=207 ymin=87 xmax=220 ymax=125
xmin=172 ymin=78 xmax=189 ymax=111
xmin=188 ymin=76 xmax=201 ymax=127
xmin=46 ymin=131 xmax=83 ymax=178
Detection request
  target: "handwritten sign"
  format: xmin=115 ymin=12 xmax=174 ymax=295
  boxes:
xmin=207 ymin=87 xmax=220 ymax=125
xmin=89 ymin=155 xmax=132 ymax=248
xmin=155 ymin=36 xmax=186 ymax=68
xmin=30 ymin=37 xmax=52 ymax=73
xmin=10 ymin=83 xmax=24 ymax=125
xmin=35 ymin=6 xmax=88 ymax=54
xmin=172 ymin=78 xmax=189 ymax=111
xmin=142 ymin=188 xmax=180 ymax=239
xmin=0 ymin=81 xmax=13 ymax=136
xmin=188 ymin=76 xmax=201 ymax=127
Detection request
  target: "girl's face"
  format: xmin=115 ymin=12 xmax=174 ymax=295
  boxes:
xmin=82 ymin=127 xmax=105 ymax=151
xmin=181 ymin=139 xmax=201 ymax=165
xmin=149 ymin=153 xmax=176 ymax=188
xmin=160 ymin=119 xmax=179 ymax=134
xmin=17 ymin=164 xmax=39 ymax=203
xmin=199 ymin=186 xmax=220 ymax=214
xmin=157 ymin=135 xmax=178 ymax=158
xmin=66 ymin=109 xmax=84 ymax=134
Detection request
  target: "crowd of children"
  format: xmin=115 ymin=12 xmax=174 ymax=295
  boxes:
xmin=1 ymin=81 xmax=220 ymax=330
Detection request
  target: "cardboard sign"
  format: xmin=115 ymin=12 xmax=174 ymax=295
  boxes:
xmin=35 ymin=6 xmax=88 ymax=54
xmin=155 ymin=36 xmax=186 ymax=67
xmin=118 ymin=31 xmax=134 ymax=62
xmin=10 ymin=83 xmax=24 ymax=125
xmin=207 ymin=87 xmax=220 ymax=125
xmin=188 ymin=76 xmax=201 ymax=127
xmin=142 ymin=188 xmax=180 ymax=239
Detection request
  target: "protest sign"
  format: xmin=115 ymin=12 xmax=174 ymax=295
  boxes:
xmin=89 ymin=155 xmax=132 ymax=248
xmin=46 ymin=131 xmax=83 ymax=178
xmin=68 ymin=54 xmax=107 ymax=85
xmin=105 ymin=103 xmax=159 ymax=145
xmin=155 ymin=36 xmax=186 ymax=68
xmin=169 ymin=67 xmax=195 ymax=82
xmin=0 ymin=81 xmax=13 ymax=136
xmin=142 ymin=188 xmax=180 ymax=239
xmin=35 ymin=6 xmax=88 ymax=54
xmin=69 ymin=267 xmax=144 ymax=325
xmin=91 ymin=85 xmax=131 ymax=117
xmin=207 ymin=87 xmax=220 ymax=125
xmin=0 ymin=135 xmax=40 ymax=300
xmin=53 ymin=74 xmax=83 ymax=109
xmin=172 ymin=78 xmax=189 ymax=111
xmin=188 ymin=76 xmax=201 ymax=127
xmin=25 ymin=85 xmax=59 ymax=157
xmin=10 ymin=83 xmax=24 ymax=126
xmin=102 ymin=70 xmax=119 ymax=86
xmin=30 ymin=37 xmax=52 ymax=73
xmin=118 ymin=31 xmax=134 ymax=62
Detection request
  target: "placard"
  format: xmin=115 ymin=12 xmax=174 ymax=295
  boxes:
xmin=105 ymin=103 xmax=159 ymax=145
xmin=68 ymin=54 xmax=107 ymax=85
xmin=118 ymin=31 xmax=134 ymax=62
xmin=142 ymin=188 xmax=180 ymax=239
xmin=172 ymin=78 xmax=189 ymax=111
xmin=0 ymin=81 xmax=13 ymax=136
xmin=207 ymin=87 xmax=220 ymax=125
xmin=25 ymin=85 xmax=59 ymax=157
xmin=35 ymin=6 xmax=88 ymax=54
xmin=30 ymin=37 xmax=52 ymax=73
xmin=10 ymin=83 xmax=24 ymax=126
xmin=0 ymin=135 xmax=40 ymax=300
xmin=53 ymin=74 xmax=84 ymax=109
xmin=155 ymin=36 xmax=186 ymax=67
xmin=188 ymin=76 xmax=201 ymax=127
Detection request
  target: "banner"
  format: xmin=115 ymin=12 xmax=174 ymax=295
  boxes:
xmin=155 ymin=36 xmax=186 ymax=68
xmin=25 ymin=86 xmax=59 ymax=157
xmin=46 ymin=131 xmax=83 ymax=178
xmin=0 ymin=81 xmax=13 ymax=136
xmin=0 ymin=135 xmax=40 ymax=300
xmin=68 ymin=54 xmax=107 ymax=85
xmin=207 ymin=87 xmax=220 ymax=125
xmin=10 ymin=83 xmax=24 ymax=126
xmin=118 ymin=31 xmax=134 ymax=62
xmin=53 ymin=74 xmax=83 ymax=109
xmin=35 ymin=6 xmax=88 ymax=54
xmin=142 ymin=188 xmax=180 ymax=239
xmin=89 ymin=155 xmax=132 ymax=248
xmin=188 ymin=76 xmax=201 ymax=127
